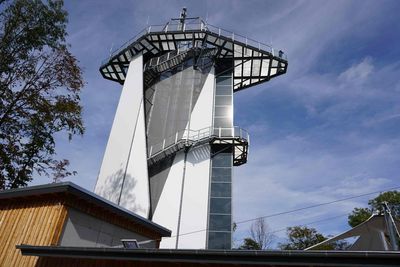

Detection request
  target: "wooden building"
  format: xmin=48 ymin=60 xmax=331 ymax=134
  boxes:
xmin=0 ymin=182 xmax=171 ymax=266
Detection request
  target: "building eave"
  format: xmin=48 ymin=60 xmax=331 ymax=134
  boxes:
xmin=0 ymin=182 xmax=171 ymax=237
xmin=17 ymin=245 xmax=400 ymax=266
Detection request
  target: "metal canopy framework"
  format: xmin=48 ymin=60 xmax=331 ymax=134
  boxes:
xmin=100 ymin=19 xmax=288 ymax=92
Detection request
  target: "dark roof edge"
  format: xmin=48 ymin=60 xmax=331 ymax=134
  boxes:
xmin=0 ymin=182 xmax=171 ymax=237
xmin=17 ymin=245 xmax=400 ymax=266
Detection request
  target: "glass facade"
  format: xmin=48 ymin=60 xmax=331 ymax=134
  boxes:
xmin=208 ymin=149 xmax=232 ymax=249
xmin=207 ymin=71 xmax=233 ymax=249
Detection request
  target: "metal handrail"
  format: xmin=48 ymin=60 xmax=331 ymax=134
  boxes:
xmin=143 ymin=43 xmax=199 ymax=71
xmin=147 ymin=126 xmax=249 ymax=159
xmin=102 ymin=21 xmax=287 ymax=66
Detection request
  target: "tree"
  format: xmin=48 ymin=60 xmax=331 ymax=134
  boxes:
xmin=239 ymin=238 xmax=261 ymax=250
xmin=0 ymin=0 xmax=84 ymax=189
xmin=347 ymin=207 xmax=372 ymax=228
xmin=239 ymin=218 xmax=274 ymax=250
xmin=279 ymin=226 xmax=330 ymax=250
xmin=279 ymin=226 xmax=350 ymax=250
xmin=49 ymin=159 xmax=76 ymax=183
xmin=348 ymin=191 xmax=400 ymax=227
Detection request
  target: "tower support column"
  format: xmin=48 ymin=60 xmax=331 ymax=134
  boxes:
xmin=95 ymin=54 xmax=150 ymax=218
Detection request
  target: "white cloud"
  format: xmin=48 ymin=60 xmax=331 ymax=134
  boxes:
xmin=339 ymin=57 xmax=374 ymax=83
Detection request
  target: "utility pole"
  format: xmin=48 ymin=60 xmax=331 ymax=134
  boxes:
xmin=383 ymin=202 xmax=399 ymax=250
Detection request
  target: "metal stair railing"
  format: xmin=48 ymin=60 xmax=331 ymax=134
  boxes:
xmin=144 ymin=45 xmax=194 ymax=73
xmin=147 ymin=126 xmax=249 ymax=166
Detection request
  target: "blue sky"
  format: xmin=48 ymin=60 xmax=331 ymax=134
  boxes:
xmin=31 ymin=0 xmax=400 ymax=247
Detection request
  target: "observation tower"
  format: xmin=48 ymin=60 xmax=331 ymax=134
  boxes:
xmin=95 ymin=9 xmax=288 ymax=249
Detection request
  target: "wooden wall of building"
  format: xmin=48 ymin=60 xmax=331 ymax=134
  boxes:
xmin=0 ymin=198 xmax=68 ymax=267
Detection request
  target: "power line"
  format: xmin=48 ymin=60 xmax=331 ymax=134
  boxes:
xmin=234 ymin=185 xmax=400 ymax=226
xmin=270 ymin=213 xmax=349 ymax=234
xmin=234 ymin=213 xmax=349 ymax=244
xmin=171 ymin=185 xmax=400 ymax=239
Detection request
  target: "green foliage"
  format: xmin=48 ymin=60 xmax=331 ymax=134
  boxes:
xmin=0 ymin=0 xmax=84 ymax=189
xmin=348 ymin=207 xmax=372 ymax=228
xmin=347 ymin=191 xmax=400 ymax=227
xmin=279 ymin=226 xmax=350 ymax=250
xmin=368 ymin=191 xmax=400 ymax=214
xmin=239 ymin=238 xmax=261 ymax=250
xmin=279 ymin=226 xmax=329 ymax=250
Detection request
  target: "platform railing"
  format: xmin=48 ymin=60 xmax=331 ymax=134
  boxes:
xmin=147 ymin=126 xmax=249 ymax=159
xmin=102 ymin=21 xmax=287 ymax=65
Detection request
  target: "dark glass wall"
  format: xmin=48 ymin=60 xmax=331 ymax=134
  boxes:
xmin=208 ymin=70 xmax=233 ymax=249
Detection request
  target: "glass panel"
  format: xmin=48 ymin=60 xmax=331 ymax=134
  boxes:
xmin=134 ymin=44 xmax=142 ymax=50
xmin=215 ymin=96 xmax=232 ymax=106
xmin=125 ymin=50 xmax=132 ymax=61
xmin=207 ymin=35 xmax=217 ymax=43
xmin=208 ymin=232 xmax=231 ymax=249
xmin=215 ymin=86 xmax=232 ymax=96
xmin=234 ymin=44 xmax=242 ymax=57
xmin=168 ymin=42 xmax=175 ymax=50
xmin=261 ymin=67 xmax=269 ymax=77
xmin=219 ymin=39 xmax=228 ymax=47
xmin=219 ymin=128 xmax=233 ymax=137
xmin=243 ymin=60 xmax=252 ymax=76
xmin=214 ymin=117 xmax=232 ymax=128
xmin=212 ymin=153 xmax=232 ymax=167
xmin=244 ymin=47 xmax=253 ymax=57
xmin=211 ymin=183 xmax=231 ymax=197
xmin=214 ymin=106 xmax=232 ymax=117
xmin=212 ymin=166 xmax=231 ymax=177
xmin=209 ymin=215 xmax=231 ymax=231
xmin=252 ymin=59 xmax=261 ymax=76
xmin=210 ymin=198 xmax=231 ymax=214
xmin=216 ymin=76 xmax=232 ymax=86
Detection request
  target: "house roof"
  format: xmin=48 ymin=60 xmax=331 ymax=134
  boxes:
xmin=305 ymin=215 xmax=400 ymax=251
xmin=0 ymin=182 xmax=171 ymax=237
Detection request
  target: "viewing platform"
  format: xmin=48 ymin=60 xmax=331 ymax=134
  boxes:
xmin=100 ymin=18 xmax=288 ymax=91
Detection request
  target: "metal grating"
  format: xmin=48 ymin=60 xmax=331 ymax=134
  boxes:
xmin=99 ymin=21 xmax=288 ymax=92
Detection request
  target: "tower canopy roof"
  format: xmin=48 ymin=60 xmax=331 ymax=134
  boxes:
xmin=100 ymin=17 xmax=287 ymax=92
